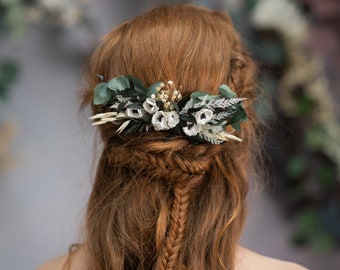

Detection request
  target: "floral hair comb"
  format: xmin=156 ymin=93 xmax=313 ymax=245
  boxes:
xmin=89 ymin=75 xmax=247 ymax=144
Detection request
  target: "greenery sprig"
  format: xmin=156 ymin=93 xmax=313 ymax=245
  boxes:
xmin=89 ymin=75 xmax=247 ymax=144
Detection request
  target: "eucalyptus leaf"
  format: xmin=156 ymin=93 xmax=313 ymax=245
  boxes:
xmin=230 ymin=111 xmax=247 ymax=131
xmin=191 ymin=91 xmax=207 ymax=99
xmin=93 ymin=82 xmax=110 ymax=105
xmin=218 ymin=84 xmax=237 ymax=99
xmin=147 ymin=82 xmax=163 ymax=97
xmin=108 ymin=75 xmax=131 ymax=91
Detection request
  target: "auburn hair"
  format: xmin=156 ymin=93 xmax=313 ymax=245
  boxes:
xmin=81 ymin=4 xmax=258 ymax=270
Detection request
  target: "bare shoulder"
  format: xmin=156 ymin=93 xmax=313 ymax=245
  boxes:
xmin=36 ymin=245 xmax=86 ymax=270
xmin=236 ymin=246 xmax=309 ymax=270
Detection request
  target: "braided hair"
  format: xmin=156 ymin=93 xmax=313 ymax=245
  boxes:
xmin=81 ymin=4 xmax=258 ymax=270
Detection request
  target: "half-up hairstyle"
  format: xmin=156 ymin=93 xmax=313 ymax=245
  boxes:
xmin=81 ymin=4 xmax=258 ymax=270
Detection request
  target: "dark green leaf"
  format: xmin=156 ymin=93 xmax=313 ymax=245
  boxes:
xmin=120 ymin=89 xmax=140 ymax=97
xmin=230 ymin=110 xmax=247 ymax=131
xmin=180 ymin=115 xmax=193 ymax=123
xmin=126 ymin=103 xmax=143 ymax=109
xmin=127 ymin=76 xmax=147 ymax=94
xmin=172 ymin=125 xmax=182 ymax=135
xmin=127 ymin=75 xmax=145 ymax=88
xmin=117 ymin=102 xmax=126 ymax=112
xmin=231 ymin=122 xmax=241 ymax=132
xmin=143 ymin=114 xmax=152 ymax=123
xmin=172 ymin=102 xmax=180 ymax=112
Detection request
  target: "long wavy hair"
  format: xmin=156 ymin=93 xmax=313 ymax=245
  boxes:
xmin=81 ymin=4 xmax=258 ymax=270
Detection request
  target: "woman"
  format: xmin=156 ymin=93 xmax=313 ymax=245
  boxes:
xmin=39 ymin=4 xmax=307 ymax=270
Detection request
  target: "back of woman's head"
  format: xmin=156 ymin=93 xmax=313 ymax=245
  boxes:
xmin=82 ymin=4 xmax=258 ymax=270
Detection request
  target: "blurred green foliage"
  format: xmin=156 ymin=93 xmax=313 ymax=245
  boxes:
xmin=230 ymin=0 xmax=340 ymax=252
xmin=0 ymin=61 xmax=19 ymax=101
xmin=0 ymin=0 xmax=32 ymax=37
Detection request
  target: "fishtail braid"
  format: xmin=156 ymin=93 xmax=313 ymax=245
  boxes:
xmin=109 ymin=141 xmax=220 ymax=269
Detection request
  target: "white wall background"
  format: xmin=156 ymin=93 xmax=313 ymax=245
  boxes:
xmin=0 ymin=1 xmax=338 ymax=269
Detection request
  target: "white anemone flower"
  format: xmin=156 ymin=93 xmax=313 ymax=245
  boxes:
xmin=143 ymin=98 xmax=159 ymax=114
xmin=195 ymin=109 xmax=214 ymax=125
xmin=152 ymin=111 xmax=169 ymax=131
xmin=165 ymin=111 xmax=180 ymax=128
xmin=182 ymin=122 xmax=202 ymax=136
xmin=126 ymin=108 xmax=144 ymax=119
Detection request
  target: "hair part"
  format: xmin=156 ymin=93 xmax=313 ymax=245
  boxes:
xmin=80 ymin=4 xmax=259 ymax=270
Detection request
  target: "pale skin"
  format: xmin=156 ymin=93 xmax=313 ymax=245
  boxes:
xmin=37 ymin=245 xmax=309 ymax=270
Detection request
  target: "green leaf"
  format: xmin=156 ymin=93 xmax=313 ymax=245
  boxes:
xmin=126 ymin=75 xmax=147 ymax=92
xmin=172 ymin=125 xmax=182 ymax=135
xmin=179 ymin=115 xmax=191 ymax=122
xmin=126 ymin=103 xmax=143 ymax=109
xmin=230 ymin=109 xmax=247 ymax=131
xmin=231 ymin=122 xmax=241 ymax=132
xmin=190 ymin=91 xmax=207 ymax=99
xmin=172 ymin=102 xmax=180 ymax=112
xmin=147 ymin=82 xmax=163 ymax=97
xmin=107 ymin=75 xmax=131 ymax=91
xmin=120 ymin=89 xmax=140 ymax=97
xmin=218 ymin=84 xmax=237 ymax=99
xmin=93 ymin=82 xmax=110 ymax=105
